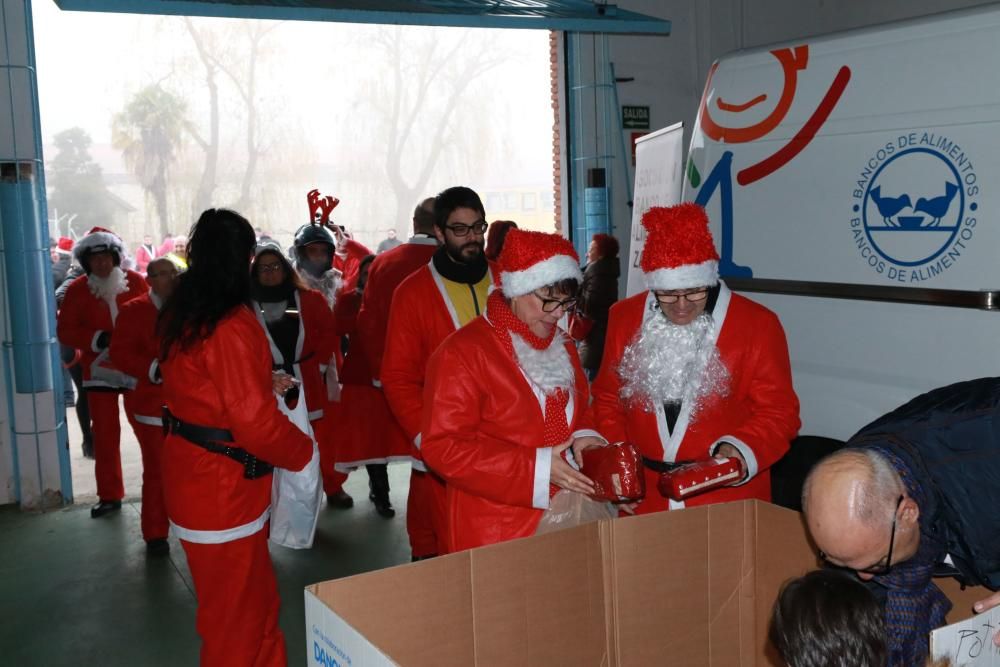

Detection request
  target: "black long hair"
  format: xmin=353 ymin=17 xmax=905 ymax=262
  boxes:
xmin=158 ymin=208 xmax=257 ymax=357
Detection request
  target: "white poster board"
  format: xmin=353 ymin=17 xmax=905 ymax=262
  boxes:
xmin=626 ymin=122 xmax=684 ymax=296
xmin=931 ymin=607 xmax=1000 ymax=666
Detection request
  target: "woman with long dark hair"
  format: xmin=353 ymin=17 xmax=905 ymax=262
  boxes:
xmin=158 ymin=209 xmax=313 ymax=667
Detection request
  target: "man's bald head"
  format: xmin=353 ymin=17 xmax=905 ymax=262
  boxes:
xmin=413 ymin=197 xmax=437 ymax=236
xmin=803 ymin=449 xmax=903 ymax=526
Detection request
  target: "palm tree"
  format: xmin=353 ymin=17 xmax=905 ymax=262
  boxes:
xmin=112 ymin=85 xmax=187 ymax=238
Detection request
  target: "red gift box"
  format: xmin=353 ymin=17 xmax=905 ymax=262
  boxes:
xmin=581 ymin=442 xmax=646 ymax=502
xmin=657 ymin=457 xmax=742 ymax=501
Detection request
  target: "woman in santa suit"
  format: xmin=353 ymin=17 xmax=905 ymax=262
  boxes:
xmin=329 ymin=255 xmax=410 ymax=518
xmin=421 ymin=229 xmax=607 ymax=552
xmin=158 ymin=209 xmax=313 ymax=667
xmin=250 ymin=242 xmax=338 ymax=432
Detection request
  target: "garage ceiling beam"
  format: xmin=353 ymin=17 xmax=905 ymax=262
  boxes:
xmin=53 ymin=0 xmax=670 ymax=34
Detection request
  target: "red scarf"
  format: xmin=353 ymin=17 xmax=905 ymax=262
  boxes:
xmin=486 ymin=290 xmax=571 ymax=446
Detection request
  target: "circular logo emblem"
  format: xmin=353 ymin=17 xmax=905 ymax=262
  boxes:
xmin=850 ymin=134 xmax=979 ymax=282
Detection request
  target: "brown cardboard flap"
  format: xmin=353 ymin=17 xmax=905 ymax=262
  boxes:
xmin=469 ymin=521 xmax=609 ymax=665
xmin=309 ymin=553 xmax=477 ymax=666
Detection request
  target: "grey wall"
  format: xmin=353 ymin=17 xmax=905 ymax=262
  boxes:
xmin=579 ymin=0 xmax=998 ymax=286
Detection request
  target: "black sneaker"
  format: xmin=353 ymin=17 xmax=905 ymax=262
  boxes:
xmin=90 ymin=500 xmax=122 ymax=518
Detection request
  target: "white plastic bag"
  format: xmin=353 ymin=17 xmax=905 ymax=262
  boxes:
xmin=269 ymin=384 xmax=323 ymax=549
xmin=535 ymin=489 xmax=617 ymax=535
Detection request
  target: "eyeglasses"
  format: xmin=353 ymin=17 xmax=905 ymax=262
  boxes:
xmin=445 ymin=221 xmax=488 ymax=237
xmin=258 ymin=263 xmax=284 ymax=274
xmin=533 ymin=291 xmax=577 ymax=313
xmin=653 ymin=289 xmax=709 ymax=304
xmin=818 ymin=494 xmax=904 ymax=576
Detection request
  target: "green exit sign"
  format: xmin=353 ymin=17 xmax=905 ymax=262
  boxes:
xmin=622 ymin=105 xmax=650 ymax=129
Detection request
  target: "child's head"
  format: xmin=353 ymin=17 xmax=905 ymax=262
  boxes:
xmin=770 ymin=569 xmax=887 ymax=667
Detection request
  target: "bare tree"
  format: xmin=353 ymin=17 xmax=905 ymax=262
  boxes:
xmin=182 ymin=17 xmax=220 ymax=217
xmin=364 ymin=27 xmax=507 ymax=227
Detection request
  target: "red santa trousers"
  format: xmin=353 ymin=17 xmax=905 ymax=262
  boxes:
xmin=123 ymin=415 xmax=168 ymax=541
xmin=181 ymin=528 xmax=286 ymax=667
xmin=312 ymin=414 xmax=348 ymax=495
xmin=89 ymin=390 xmax=124 ymax=501
xmin=407 ymin=469 xmax=448 ymax=557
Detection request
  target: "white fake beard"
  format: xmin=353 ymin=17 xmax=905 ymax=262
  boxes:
xmin=259 ymin=300 xmax=288 ymax=324
xmin=302 ymin=269 xmax=341 ymax=309
xmin=510 ymin=331 xmax=575 ymax=396
xmin=87 ymin=267 xmax=127 ymax=301
xmin=618 ymin=310 xmax=730 ymax=417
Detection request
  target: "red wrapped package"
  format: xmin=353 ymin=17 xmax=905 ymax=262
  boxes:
xmin=657 ymin=457 xmax=742 ymax=501
xmin=581 ymin=441 xmax=645 ymax=502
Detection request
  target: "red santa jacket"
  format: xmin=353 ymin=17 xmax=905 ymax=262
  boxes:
xmin=253 ymin=288 xmax=337 ymax=421
xmin=160 ymin=307 xmax=312 ymax=535
xmin=109 ymin=292 xmax=163 ymax=423
xmin=356 ymin=237 xmax=438 ymax=380
xmin=56 ymin=269 xmax=147 ymax=382
xmin=421 ymin=317 xmax=597 ymax=551
xmin=592 ymin=284 xmax=800 ymax=513
xmin=333 ymin=239 xmax=372 ymax=293
xmin=134 ymin=245 xmax=156 ymax=274
xmin=381 ymin=263 xmax=466 ymax=463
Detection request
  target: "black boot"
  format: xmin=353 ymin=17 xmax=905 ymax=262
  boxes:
xmin=366 ymin=463 xmax=395 ymax=519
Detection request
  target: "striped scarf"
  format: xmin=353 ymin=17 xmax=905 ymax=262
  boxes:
xmin=870 ymin=446 xmax=951 ymax=667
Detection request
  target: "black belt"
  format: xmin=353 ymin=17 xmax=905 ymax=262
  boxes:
xmin=641 ymin=456 xmax=691 ymax=474
xmin=162 ymin=407 xmax=274 ymax=479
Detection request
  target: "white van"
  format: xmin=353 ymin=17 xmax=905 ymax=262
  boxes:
xmin=682 ymin=4 xmax=1000 ymax=440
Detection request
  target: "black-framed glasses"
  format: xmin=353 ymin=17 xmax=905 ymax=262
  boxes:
xmin=533 ymin=291 xmax=577 ymax=313
xmin=445 ymin=221 xmax=488 ymax=237
xmin=653 ymin=289 xmax=709 ymax=304
xmin=819 ymin=494 xmax=904 ymax=576
xmin=257 ymin=262 xmax=284 ymax=274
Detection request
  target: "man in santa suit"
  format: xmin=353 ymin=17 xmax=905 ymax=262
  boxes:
xmin=332 ymin=225 xmax=373 ymax=294
xmin=290 ymin=222 xmax=354 ymax=508
xmin=109 ymin=257 xmax=178 ymax=554
xmin=57 ymin=226 xmax=146 ymax=517
xmin=592 ymin=203 xmax=800 ymax=513
xmin=343 ymin=198 xmax=439 ymax=515
xmin=382 ymin=186 xmax=495 ymax=559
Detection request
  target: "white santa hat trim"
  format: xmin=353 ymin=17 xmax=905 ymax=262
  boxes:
xmin=73 ymin=231 xmax=124 ymax=263
xmin=501 ymin=254 xmax=583 ymax=299
xmin=644 ymin=259 xmax=718 ymax=292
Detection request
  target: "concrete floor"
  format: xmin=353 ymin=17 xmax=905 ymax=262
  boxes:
xmin=2 ymin=408 xmax=414 ymax=667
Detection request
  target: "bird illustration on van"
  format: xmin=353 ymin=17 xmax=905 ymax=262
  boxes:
xmin=914 ymin=182 xmax=959 ymax=226
xmin=869 ymin=187 xmax=913 ymax=225
xmin=689 ymin=44 xmax=852 ymax=277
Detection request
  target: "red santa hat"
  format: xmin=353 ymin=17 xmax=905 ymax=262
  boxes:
xmin=497 ymin=229 xmax=582 ymax=298
xmin=640 ymin=203 xmax=719 ymax=291
xmin=73 ymin=226 xmax=125 ymax=264
xmin=55 ymin=237 xmax=74 ymax=255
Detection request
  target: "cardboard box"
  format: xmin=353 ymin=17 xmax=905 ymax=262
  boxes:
xmin=304 ymin=499 xmax=994 ymax=666
xmin=306 ymin=500 xmax=820 ymax=666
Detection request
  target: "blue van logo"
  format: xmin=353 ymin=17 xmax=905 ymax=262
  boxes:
xmin=851 ymin=134 xmax=979 ymax=282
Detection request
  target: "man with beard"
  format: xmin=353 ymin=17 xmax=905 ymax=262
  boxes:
xmin=57 ymin=226 xmax=146 ymax=517
xmin=592 ymin=203 xmax=799 ymax=513
xmin=382 ymin=186 xmax=495 ymax=559
xmin=109 ymin=257 xmax=179 ymax=554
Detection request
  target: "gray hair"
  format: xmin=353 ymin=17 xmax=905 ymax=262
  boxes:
xmin=802 ymin=448 xmax=904 ymax=528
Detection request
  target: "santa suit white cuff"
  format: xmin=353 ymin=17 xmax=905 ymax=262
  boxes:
xmin=709 ymin=436 xmax=758 ymax=485
xmin=413 ymin=432 xmax=422 ymax=450
xmin=533 ymin=447 xmax=553 ymax=509
xmin=571 ymin=429 xmax=606 ymax=443
xmin=148 ymin=359 xmax=160 ymax=384
xmin=91 ymin=330 xmax=105 ymax=353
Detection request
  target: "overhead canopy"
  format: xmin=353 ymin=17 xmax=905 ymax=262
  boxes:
xmin=53 ymin=0 xmax=671 ymax=34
